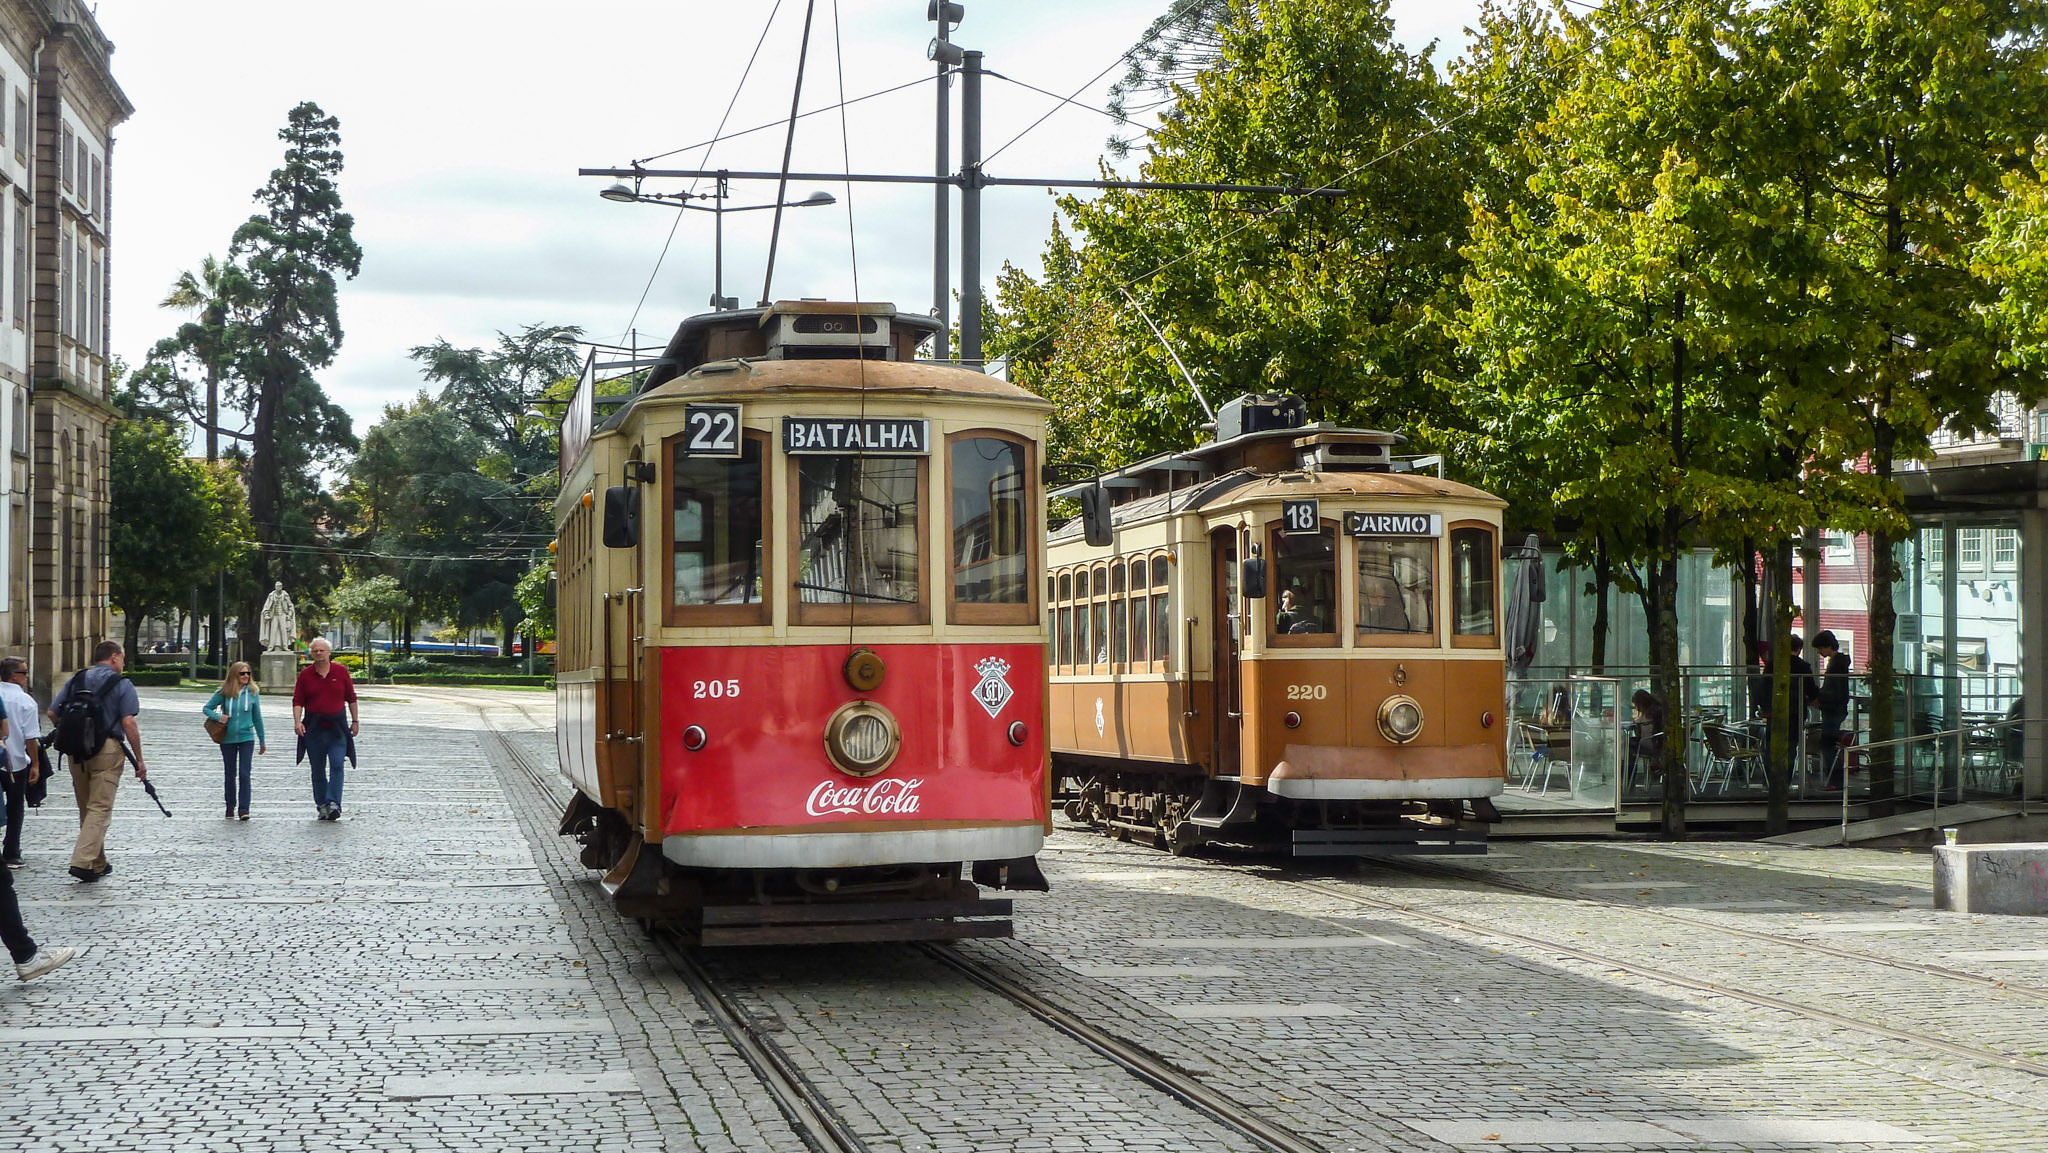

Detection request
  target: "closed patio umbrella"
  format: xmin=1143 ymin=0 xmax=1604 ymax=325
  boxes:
xmin=1504 ymin=535 xmax=1546 ymax=673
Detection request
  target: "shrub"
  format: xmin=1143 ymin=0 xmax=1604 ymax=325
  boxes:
xmin=388 ymin=656 xmax=433 ymax=676
xmin=126 ymin=670 xmax=186 ymax=687
xmin=334 ymin=652 xmax=367 ymax=672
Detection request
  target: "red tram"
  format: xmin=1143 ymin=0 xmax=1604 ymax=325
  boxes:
xmin=554 ymin=301 xmax=1050 ymax=944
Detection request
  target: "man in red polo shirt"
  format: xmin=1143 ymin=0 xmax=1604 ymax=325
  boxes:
xmin=291 ymin=637 xmax=358 ymax=821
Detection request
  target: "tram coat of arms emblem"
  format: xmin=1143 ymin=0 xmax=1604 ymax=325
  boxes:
xmin=972 ymin=657 xmax=1014 ymax=718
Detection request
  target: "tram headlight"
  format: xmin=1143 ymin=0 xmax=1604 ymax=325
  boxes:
xmin=824 ymin=700 xmax=901 ymax=777
xmin=1377 ymin=695 xmax=1424 ymax=744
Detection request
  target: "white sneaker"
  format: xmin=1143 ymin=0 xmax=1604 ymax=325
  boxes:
xmin=15 ymin=946 xmax=74 ymax=982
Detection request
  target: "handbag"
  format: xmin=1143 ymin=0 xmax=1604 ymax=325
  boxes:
xmin=204 ymin=716 xmax=227 ymax=744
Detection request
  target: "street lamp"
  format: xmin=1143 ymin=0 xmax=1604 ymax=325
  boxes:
xmin=599 ymin=175 xmax=836 ymax=311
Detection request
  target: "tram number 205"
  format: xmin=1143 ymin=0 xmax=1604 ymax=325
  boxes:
xmin=1285 ymin=684 xmax=1328 ymax=700
xmin=693 ymin=679 xmax=741 ymax=699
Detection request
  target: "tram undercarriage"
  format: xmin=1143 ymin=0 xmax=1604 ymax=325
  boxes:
xmin=559 ymin=793 xmax=1047 ymax=945
xmin=1058 ymin=764 xmax=1497 ymax=857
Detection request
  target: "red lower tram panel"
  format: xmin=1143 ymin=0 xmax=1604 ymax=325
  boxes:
xmin=563 ymin=642 xmax=1049 ymax=946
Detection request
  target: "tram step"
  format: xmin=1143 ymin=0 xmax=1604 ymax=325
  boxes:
xmin=700 ymin=898 xmax=1013 ymax=926
xmin=1291 ymin=829 xmax=1488 ymax=857
xmin=698 ymin=919 xmax=1014 ymax=947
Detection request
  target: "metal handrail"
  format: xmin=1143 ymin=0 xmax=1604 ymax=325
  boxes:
xmin=1836 ymin=716 xmax=2038 ymax=844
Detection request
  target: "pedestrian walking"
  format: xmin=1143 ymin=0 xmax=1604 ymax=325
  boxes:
xmin=203 ymin=661 xmax=267 ymax=820
xmin=0 ymin=656 xmax=42 ymax=867
xmin=49 ymin=641 xmax=147 ymax=883
xmin=1814 ymin=630 xmax=1852 ymax=790
xmin=292 ymin=638 xmax=357 ymax=822
xmin=1 ymin=855 xmax=71 ymax=981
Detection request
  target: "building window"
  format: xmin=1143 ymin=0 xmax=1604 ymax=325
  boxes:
xmin=12 ymin=97 xmax=24 ymax=165
xmin=60 ymin=125 xmax=72 ymax=190
xmin=58 ymin=233 xmax=69 ymax=338
xmin=91 ymin=157 xmax=102 ymax=220
xmin=1993 ymin=527 xmax=2018 ymax=571
xmin=1925 ymin=527 xmax=1945 ymax=568
xmin=11 ymin=388 xmax=25 ymax=454
xmin=74 ymin=240 xmax=86 ymax=343
xmin=90 ymin=251 xmax=101 ymax=356
xmin=1961 ymin=527 xmax=1984 ymax=570
xmin=10 ymin=202 xmax=23 ymax=329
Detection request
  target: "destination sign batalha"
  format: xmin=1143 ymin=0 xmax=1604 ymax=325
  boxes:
xmin=782 ymin=417 xmax=931 ymax=455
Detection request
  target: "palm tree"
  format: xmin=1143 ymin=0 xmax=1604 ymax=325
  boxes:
xmin=160 ymin=255 xmax=249 ymax=462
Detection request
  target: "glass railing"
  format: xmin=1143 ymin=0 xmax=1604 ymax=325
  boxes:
xmin=1501 ymin=667 xmax=2029 ymax=812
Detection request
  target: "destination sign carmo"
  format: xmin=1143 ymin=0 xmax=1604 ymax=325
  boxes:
xmin=1343 ymin=512 xmax=1442 ymax=537
xmin=782 ymin=417 xmax=930 ymax=455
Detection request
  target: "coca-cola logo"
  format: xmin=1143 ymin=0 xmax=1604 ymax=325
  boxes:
xmin=806 ymin=777 xmax=926 ymax=817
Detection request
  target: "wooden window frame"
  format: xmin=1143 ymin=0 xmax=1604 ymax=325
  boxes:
xmin=1267 ymin=523 xmax=1341 ymax=649
xmin=1448 ymin=520 xmax=1501 ymax=650
xmin=788 ymin=452 xmax=929 ymax=627
xmin=945 ymin=429 xmax=1039 ymax=626
xmin=1352 ymin=532 xmax=1440 ymax=649
xmin=1089 ymin=564 xmax=1110 ymax=672
xmin=663 ymin=429 xmax=770 ymax=628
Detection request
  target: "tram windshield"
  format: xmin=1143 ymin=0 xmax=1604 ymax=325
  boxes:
xmin=671 ymin=438 xmax=764 ymax=607
xmin=950 ymin=436 xmax=1030 ymax=608
xmin=1271 ymin=527 xmax=1337 ymax=640
xmin=1450 ymin=525 xmax=1497 ymax=638
xmin=795 ymin=456 xmax=921 ymax=610
xmin=1356 ymin=536 xmax=1435 ymax=637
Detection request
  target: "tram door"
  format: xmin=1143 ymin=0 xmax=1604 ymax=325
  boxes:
xmin=1209 ymin=526 xmax=1243 ymax=776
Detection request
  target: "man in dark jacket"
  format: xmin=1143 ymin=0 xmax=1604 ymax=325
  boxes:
xmin=1814 ymin=631 xmax=1852 ymax=789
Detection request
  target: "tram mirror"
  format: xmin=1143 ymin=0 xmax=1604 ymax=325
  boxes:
xmin=543 ymin=575 xmax=557 ymax=610
xmin=602 ymin=484 xmax=641 ymax=549
xmin=1080 ymin=485 xmax=1113 ymax=548
xmin=1241 ymin=556 xmax=1268 ymax=599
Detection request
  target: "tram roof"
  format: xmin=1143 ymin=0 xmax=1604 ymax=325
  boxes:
xmin=1049 ymin=468 xmax=1502 ymax=543
xmin=631 ymin=356 xmax=1051 ymax=408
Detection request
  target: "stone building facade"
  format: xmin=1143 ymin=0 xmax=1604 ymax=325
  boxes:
xmin=0 ymin=0 xmax=127 ymax=700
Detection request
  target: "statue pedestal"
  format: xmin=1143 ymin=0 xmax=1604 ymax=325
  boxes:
xmin=259 ymin=650 xmax=298 ymax=693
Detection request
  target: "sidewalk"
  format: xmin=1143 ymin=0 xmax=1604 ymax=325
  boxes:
xmin=0 ymin=686 xmax=656 ymax=1153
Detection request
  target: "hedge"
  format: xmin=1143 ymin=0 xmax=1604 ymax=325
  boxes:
xmin=125 ymin=670 xmax=188 ymax=687
xmin=384 ymin=674 xmax=554 ymax=688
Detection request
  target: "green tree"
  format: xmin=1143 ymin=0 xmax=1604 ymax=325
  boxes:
xmin=330 ymin=575 xmax=408 ymax=678
xmin=229 ymin=102 xmax=363 ymax=661
xmin=109 ymin=418 xmax=252 ymax=657
xmin=992 ymin=0 xmax=1476 ymax=467
xmin=514 ymin=557 xmax=554 ymax=643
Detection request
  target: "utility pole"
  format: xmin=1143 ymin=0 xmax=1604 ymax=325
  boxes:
xmin=959 ymin=49 xmax=984 ymax=368
xmin=929 ymin=2 xmax=961 ymax=361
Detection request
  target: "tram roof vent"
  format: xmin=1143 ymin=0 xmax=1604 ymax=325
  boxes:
xmin=1294 ymin=430 xmax=1402 ymax=473
xmin=1215 ymin=393 xmax=1307 ymax=442
xmin=761 ymin=300 xmax=895 ymax=360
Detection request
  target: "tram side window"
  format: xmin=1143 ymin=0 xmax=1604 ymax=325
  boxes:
xmin=1129 ymin=559 xmax=1149 ymax=664
xmin=1151 ymin=555 xmax=1172 ymax=666
xmin=1057 ymin=572 xmax=1074 ymax=666
xmin=1357 ymin=537 xmax=1436 ymax=637
xmin=1092 ymin=566 xmax=1110 ymax=666
xmin=672 ymin=438 xmax=764 ymax=608
xmin=1271 ymin=527 xmax=1337 ymax=640
xmin=1450 ymin=526 xmax=1497 ymax=638
xmin=1075 ymin=570 xmax=1091 ymax=666
xmin=950 ymin=436 xmax=1031 ymax=614
xmin=796 ymin=455 xmax=921 ymax=613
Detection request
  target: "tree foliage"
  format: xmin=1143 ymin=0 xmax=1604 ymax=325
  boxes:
xmin=109 ymin=416 xmax=252 ymax=655
xmin=330 ymin=574 xmax=408 ymax=676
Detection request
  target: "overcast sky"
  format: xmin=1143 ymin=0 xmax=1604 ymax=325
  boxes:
xmin=95 ymin=1 xmax=1482 ymax=444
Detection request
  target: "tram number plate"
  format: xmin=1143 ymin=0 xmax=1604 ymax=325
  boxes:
xmin=682 ymin=405 xmax=743 ymax=457
xmin=1280 ymin=499 xmax=1320 ymax=535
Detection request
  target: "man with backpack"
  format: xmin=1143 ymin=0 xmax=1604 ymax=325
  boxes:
xmin=50 ymin=641 xmax=147 ymax=883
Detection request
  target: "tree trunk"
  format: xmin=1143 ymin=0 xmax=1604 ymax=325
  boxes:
xmin=1651 ymin=552 xmax=1686 ymax=840
xmin=1591 ymin=538 xmax=1611 ymax=673
xmin=123 ymin=612 xmax=142 ymax=660
xmin=1767 ymin=542 xmax=1795 ymax=834
xmin=1867 ymin=424 xmax=1899 ymax=801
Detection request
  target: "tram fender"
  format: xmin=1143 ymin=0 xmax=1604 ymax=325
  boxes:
xmin=973 ymin=855 xmax=1050 ymax=892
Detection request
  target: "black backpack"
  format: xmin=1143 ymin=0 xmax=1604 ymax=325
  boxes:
xmin=52 ymin=669 xmax=118 ymax=760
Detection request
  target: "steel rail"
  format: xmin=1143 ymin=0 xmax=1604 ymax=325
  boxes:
xmin=475 ymin=717 xmax=872 ymax=1153
xmin=916 ymin=942 xmax=1329 ymax=1153
xmin=1279 ymin=876 xmax=2048 ymax=1080
xmin=1376 ymin=855 xmax=2048 ymax=1008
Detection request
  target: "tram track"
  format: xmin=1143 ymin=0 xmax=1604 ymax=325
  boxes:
xmin=473 ymin=703 xmax=1326 ymax=1153
xmin=1272 ymin=864 xmax=2048 ymax=1081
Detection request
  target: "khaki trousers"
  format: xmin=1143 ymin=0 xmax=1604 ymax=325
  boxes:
xmin=69 ymin=739 xmax=125 ymax=871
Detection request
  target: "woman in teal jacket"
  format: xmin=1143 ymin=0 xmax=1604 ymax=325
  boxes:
xmin=203 ymin=661 xmax=267 ymax=819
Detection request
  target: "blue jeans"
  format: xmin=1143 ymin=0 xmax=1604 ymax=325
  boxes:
xmin=306 ymin=729 xmax=345 ymax=811
xmin=220 ymin=740 xmax=254 ymax=814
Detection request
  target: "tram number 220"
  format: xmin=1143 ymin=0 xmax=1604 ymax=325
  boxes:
xmin=682 ymin=404 xmax=743 ymax=457
xmin=1285 ymin=684 xmax=1328 ymax=700
xmin=693 ymin=679 xmax=741 ymax=699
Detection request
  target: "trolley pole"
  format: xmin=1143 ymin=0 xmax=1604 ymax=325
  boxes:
xmin=960 ymin=49 xmax=984 ymax=368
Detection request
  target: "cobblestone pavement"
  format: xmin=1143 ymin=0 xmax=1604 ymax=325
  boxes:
xmin=7 ymin=685 xmax=2046 ymax=1153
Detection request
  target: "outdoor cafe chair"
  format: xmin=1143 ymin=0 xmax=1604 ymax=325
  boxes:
xmin=1698 ymin=722 xmax=1763 ymax=796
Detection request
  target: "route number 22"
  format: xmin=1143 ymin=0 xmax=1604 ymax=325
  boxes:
xmin=683 ymin=404 xmax=743 ymax=457
xmin=693 ymin=679 xmax=741 ymax=699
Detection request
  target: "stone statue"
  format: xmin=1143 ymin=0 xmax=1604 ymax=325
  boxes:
xmin=259 ymin=582 xmax=298 ymax=651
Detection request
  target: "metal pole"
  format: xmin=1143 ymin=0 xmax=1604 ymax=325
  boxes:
xmin=713 ymin=174 xmax=726 ymax=310
xmin=934 ymin=34 xmax=951 ymax=360
xmin=960 ymin=49 xmax=983 ymax=369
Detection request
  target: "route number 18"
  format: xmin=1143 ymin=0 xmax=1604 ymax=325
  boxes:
xmin=1281 ymin=499 xmax=1319 ymax=535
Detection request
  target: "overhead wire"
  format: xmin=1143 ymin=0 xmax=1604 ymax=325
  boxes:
xmin=831 ymin=0 xmax=868 ymax=658
xmin=984 ymin=70 xmax=1160 ymax=143
xmin=632 ymin=75 xmax=937 ymax=166
xmin=618 ymin=0 xmax=789 ymax=345
xmin=981 ymin=47 xmax=1148 ymax=166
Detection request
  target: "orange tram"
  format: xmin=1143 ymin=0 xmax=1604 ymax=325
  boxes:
xmin=553 ymin=301 xmax=1051 ymax=945
xmin=1049 ymin=395 xmax=1509 ymax=855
